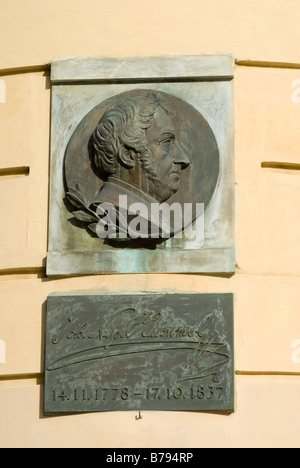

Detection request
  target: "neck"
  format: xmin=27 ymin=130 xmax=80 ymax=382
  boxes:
xmin=107 ymin=177 xmax=158 ymax=205
xmin=115 ymin=165 xmax=158 ymax=201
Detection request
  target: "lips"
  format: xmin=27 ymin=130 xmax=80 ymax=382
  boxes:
xmin=171 ymin=171 xmax=181 ymax=179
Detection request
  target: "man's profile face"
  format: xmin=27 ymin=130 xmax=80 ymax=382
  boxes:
xmin=144 ymin=106 xmax=191 ymax=202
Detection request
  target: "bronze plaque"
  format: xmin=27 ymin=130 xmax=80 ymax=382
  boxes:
xmin=64 ymin=89 xmax=219 ymax=242
xmin=44 ymin=294 xmax=234 ymax=414
xmin=47 ymin=55 xmax=235 ymax=276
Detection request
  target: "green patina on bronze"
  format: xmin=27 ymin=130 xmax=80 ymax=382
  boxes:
xmin=44 ymin=293 xmax=234 ymax=414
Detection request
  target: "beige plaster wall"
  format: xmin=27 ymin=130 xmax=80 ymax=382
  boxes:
xmin=0 ymin=0 xmax=300 ymax=448
xmin=1 ymin=0 xmax=300 ymax=68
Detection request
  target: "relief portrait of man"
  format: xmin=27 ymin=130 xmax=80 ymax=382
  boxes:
xmin=92 ymin=92 xmax=190 ymax=205
xmin=64 ymin=89 xmax=220 ymax=245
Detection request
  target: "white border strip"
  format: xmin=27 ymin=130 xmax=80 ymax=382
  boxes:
xmin=47 ymin=248 xmax=235 ymax=276
xmin=51 ymin=55 xmax=234 ymax=83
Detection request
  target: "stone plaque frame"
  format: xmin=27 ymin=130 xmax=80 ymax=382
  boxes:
xmin=47 ymin=55 xmax=235 ymax=275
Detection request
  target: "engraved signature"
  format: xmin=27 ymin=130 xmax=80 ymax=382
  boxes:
xmin=51 ymin=307 xmax=193 ymax=346
xmin=48 ymin=302 xmax=230 ymax=383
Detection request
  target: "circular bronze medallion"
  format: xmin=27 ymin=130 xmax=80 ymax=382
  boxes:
xmin=64 ymin=89 xmax=220 ymax=242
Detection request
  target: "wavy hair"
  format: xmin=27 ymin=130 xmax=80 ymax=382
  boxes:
xmin=92 ymin=92 xmax=161 ymax=180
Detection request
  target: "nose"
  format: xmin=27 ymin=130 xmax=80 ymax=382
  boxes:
xmin=173 ymin=141 xmax=191 ymax=170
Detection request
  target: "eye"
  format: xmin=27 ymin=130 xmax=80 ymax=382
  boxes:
xmin=160 ymin=136 xmax=174 ymax=149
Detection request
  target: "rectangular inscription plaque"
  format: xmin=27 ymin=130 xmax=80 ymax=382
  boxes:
xmin=44 ymin=294 xmax=234 ymax=413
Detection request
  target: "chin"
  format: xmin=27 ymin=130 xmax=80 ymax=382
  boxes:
xmin=169 ymin=180 xmax=180 ymax=194
xmin=151 ymin=177 xmax=181 ymax=203
xmin=156 ymin=187 xmax=179 ymax=203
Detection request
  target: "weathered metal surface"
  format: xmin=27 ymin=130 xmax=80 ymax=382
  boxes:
xmin=64 ymin=89 xmax=219 ymax=243
xmin=44 ymin=294 xmax=234 ymax=414
xmin=47 ymin=55 xmax=235 ymax=276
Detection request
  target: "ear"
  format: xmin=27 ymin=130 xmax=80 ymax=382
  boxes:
xmin=118 ymin=145 xmax=137 ymax=169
